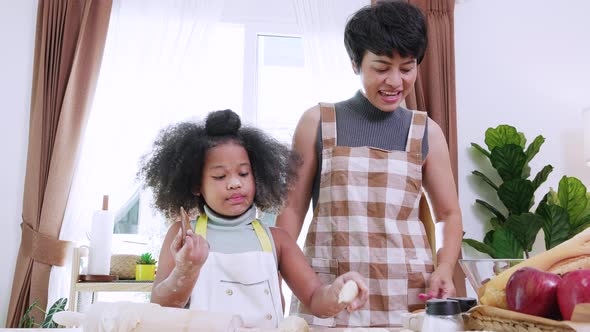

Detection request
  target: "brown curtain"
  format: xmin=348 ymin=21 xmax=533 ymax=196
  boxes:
xmin=7 ymin=0 xmax=112 ymax=327
xmin=372 ymin=0 xmax=465 ymax=297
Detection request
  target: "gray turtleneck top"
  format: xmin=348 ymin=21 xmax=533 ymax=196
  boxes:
xmin=193 ymin=205 xmax=278 ymax=263
xmin=312 ymin=91 xmax=429 ymax=208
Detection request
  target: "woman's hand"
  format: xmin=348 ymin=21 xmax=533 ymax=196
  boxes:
xmin=427 ymin=262 xmax=456 ymax=299
xmin=170 ymin=227 xmax=209 ymax=276
xmin=321 ymin=272 xmax=368 ymax=316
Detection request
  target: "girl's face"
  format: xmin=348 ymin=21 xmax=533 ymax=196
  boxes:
xmin=354 ymin=51 xmax=418 ymax=112
xmin=199 ymin=142 xmax=255 ymax=217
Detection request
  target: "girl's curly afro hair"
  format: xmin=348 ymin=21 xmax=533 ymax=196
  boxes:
xmin=138 ymin=109 xmax=300 ymax=220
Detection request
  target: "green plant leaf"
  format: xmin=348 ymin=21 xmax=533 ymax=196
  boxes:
xmin=524 ymin=135 xmax=545 ymax=163
xmin=472 ymin=170 xmax=499 ymax=191
xmin=462 ymin=238 xmax=496 ymax=258
xmin=41 ymin=297 xmax=67 ymax=328
xmin=475 ymin=199 xmax=506 ymax=222
xmin=497 ymin=179 xmax=534 ymax=215
xmin=18 ymin=300 xmax=38 ymax=328
xmin=504 ymin=213 xmax=543 ymax=252
xmin=572 ymin=217 xmax=590 ymax=237
xmin=483 ymin=230 xmax=494 ymax=246
xmin=491 ymin=228 xmax=524 ymax=259
xmin=536 ymin=203 xmax=570 ymax=250
xmin=531 ymin=165 xmax=554 ymax=190
xmin=490 ymin=217 xmax=503 ymax=230
xmin=558 ymin=176 xmax=588 ymax=223
xmin=471 ymin=143 xmax=491 ymax=159
xmin=137 ymin=252 xmax=157 ymax=265
xmin=490 ymin=144 xmax=527 ymax=182
xmin=484 ymin=125 xmax=522 ymax=151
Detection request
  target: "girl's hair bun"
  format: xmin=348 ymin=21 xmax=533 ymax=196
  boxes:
xmin=205 ymin=109 xmax=241 ymax=136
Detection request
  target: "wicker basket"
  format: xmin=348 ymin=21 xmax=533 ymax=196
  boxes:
xmin=110 ymin=254 xmax=140 ymax=280
xmin=464 ymin=305 xmax=586 ymax=332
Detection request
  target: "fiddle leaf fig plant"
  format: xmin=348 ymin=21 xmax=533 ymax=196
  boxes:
xmin=463 ymin=125 xmax=553 ymax=259
xmin=536 ymin=176 xmax=590 ymax=249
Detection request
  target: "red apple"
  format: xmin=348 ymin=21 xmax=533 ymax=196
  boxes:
xmin=506 ymin=267 xmax=561 ymax=318
xmin=557 ymin=269 xmax=590 ymax=320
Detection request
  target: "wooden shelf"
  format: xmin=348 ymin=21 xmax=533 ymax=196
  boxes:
xmin=69 ymin=247 xmax=153 ymax=312
xmin=74 ymin=280 xmax=153 ymax=292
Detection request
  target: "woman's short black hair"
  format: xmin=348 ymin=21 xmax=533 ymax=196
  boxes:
xmin=139 ymin=109 xmax=300 ymax=219
xmin=344 ymin=1 xmax=428 ymax=67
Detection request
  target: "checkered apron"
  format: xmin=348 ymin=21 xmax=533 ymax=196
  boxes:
xmin=290 ymin=103 xmax=434 ymax=327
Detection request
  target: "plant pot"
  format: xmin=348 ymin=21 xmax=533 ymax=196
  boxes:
xmin=135 ymin=264 xmax=156 ymax=281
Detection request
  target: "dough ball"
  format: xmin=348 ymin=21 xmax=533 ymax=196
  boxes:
xmin=338 ymin=280 xmax=359 ymax=304
xmin=278 ymin=315 xmax=309 ymax=332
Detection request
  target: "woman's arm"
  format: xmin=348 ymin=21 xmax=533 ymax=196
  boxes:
xmin=422 ymin=118 xmax=463 ymax=298
xmin=275 ymin=105 xmax=320 ymax=240
xmin=151 ymin=222 xmax=209 ymax=307
xmin=271 ymin=227 xmax=368 ymax=317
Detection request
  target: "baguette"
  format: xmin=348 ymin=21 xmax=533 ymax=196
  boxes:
xmin=479 ymin=227 xmax=590 ymax=309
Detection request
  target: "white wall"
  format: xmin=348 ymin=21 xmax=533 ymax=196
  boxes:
xmin=0 ymin=0 xmax=37 ymax=327
xmin=456 ymin=0 xmax=590 ymax=261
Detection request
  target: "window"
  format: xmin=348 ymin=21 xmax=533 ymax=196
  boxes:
xmin=256 ymin=35 xmax=309 ymax=144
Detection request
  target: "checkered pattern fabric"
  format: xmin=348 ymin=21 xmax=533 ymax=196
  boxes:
xmin=291 ymin=103 xmax=434 ymax=327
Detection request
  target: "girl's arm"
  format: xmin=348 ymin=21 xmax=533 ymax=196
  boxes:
xmin=275 ymin=105 xmax=320 ymax=240
xmin=422 ymin=118 xmax=463 ymax=298
xmin=271 ymin=227 xmax=368 ymax=317
xmin=151 ymin=222 xmax=209 ymax=307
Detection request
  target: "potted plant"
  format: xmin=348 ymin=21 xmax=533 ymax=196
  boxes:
xmin=135 ymin=252 xmax=157 ymax=281
xmin=19 ymin=297 xmax=67 ymax=328
xmin=463 ymin=124 xmax=553 ymax=259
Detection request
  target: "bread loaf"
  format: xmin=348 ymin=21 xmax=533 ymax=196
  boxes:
xmin=479 ymin=228 xmax=590 ymax=309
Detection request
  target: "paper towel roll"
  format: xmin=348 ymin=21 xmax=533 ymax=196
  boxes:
xmin=88 ymin=209 xmax=114 ymax=275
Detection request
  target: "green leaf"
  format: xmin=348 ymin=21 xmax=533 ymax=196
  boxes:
xmin=558 ymin=176 xmax=588 ymax=222
xmin=18 ymin=300 xmax=38 ymax=328
xmin=572 ymin=218 xmax=590 ymax=237
xmin=531 ymin=165 xmax=554 ymax=190
xmin=490 ymin=144 xmax=527 ymax=182
xmin=490 ymin=217 xmax=503 ymax=230
xmin=524 ymin=135 xmax=545 ymax=163
xmin=484 ymin=125 xmax=522 ymax=151
xmin=462 ymin=238 xmax=496 ymax=258
xmin=518 ymin=132 xmax=527 ymax=148
xmin=537 ymin=203 xmax=570 ymax=249
xmin=497 ymin=179 xmax=535 ymax=215
xmin=504 ymin=213 xmax=543 ymax=252
xmin=491 ymin=228 xmax=524 ymax=259
xmin=472 ymin=170 xmax=499 ymax=191
xmin=483 ymin=230 xmax=494 ymax=246
xmin=471 ymin=143 xmax=491 ymax=159
xmin=475 ymin=199 xmax=506 ymax=222
xmin=41 ymin=297 xmax=67 ymax=328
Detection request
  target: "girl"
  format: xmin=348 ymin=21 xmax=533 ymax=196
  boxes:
xmin=139 ymin=109 xmax=368 ymax=328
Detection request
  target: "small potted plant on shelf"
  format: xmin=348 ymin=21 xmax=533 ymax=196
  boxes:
xmin=135 ymin=252 xmax=157 ymax=281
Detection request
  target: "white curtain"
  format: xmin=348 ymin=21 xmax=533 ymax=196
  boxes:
xmin=47 ymin=0 xmax=226 ymax=308
xmin=293 ymin=0 xmax=370 ymax=103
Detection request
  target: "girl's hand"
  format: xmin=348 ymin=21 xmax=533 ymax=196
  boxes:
xmin=427 ymin=262 xmax=456 ymax=299
xmin=170 ymin=226 xmax=209 ymax=275
xmin=328 ymin=272 xmax=368 ymax=315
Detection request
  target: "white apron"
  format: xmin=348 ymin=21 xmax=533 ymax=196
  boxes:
xmin=189 ymin=215 xmax=283 ymax=328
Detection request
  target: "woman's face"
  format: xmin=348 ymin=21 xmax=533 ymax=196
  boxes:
xmin=355 ymin=51 xmax=418 ymax=112
xmin=199 ymin=142 xmax=255 ymax=217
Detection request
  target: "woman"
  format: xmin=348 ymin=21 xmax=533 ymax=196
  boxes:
xmin=276 ymin=2 xmax=463 ymax=327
